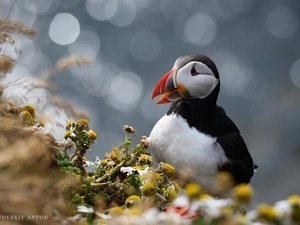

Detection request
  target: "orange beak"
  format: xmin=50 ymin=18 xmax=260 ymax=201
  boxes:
xmin=152 ymin=67 xmax=184 ymax=104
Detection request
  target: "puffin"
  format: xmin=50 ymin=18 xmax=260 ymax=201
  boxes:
xmin=149 ymin=54 xmax=256 ymax=193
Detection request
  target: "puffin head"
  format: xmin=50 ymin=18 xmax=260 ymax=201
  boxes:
xmin=152 ymin=54 xmax=220 ymax=104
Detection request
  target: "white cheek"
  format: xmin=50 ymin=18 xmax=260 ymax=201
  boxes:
xmin=190 ymin=75 xmax=219 ymax=98
xmin=178 ymin=73 xmax=219 ymax=98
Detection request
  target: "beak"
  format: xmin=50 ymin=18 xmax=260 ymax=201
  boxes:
xmin=152 ymin=67 xmax=187 ymax=104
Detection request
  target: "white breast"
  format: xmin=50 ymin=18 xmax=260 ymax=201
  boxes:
xmin=148 ymin=114 xmax=227 ymax=192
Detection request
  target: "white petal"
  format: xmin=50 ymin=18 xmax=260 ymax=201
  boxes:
xmin=77 ymin=205 xmax=94 ymax=213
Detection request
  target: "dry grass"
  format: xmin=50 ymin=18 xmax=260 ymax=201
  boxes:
xmin=0 ymin=16 xmax=93 ymax=225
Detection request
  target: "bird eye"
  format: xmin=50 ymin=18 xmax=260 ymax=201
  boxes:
xmin=191 ymin=64 xmax=200 ymax=76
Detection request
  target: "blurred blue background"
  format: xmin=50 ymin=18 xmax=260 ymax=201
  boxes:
xmin=1 ymin=0 xmax=300 ymax=206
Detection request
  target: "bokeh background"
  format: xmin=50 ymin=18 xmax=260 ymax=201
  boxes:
xmin=1 ymin=0 xmax=300 ymax=207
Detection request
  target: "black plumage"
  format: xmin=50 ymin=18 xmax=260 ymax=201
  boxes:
xmin=151 ymin=53 xmax=256 ymax=187
xmin=167 ymin=98 xmax=255 ymax=184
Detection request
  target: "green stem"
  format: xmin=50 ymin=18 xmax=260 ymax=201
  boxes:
xmin=124 ymin=132 xmax=129 ymax=157
xmin=95 ymin=160 xmax=125 ymax=183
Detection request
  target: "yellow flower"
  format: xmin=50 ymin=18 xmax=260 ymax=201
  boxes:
xmin=236 ymin=214 xmax=247 ymax=224
xmin=199 ymin=194 xmax=211 ymax=200
xmin=87 ymin=130 xmax=97 ymax=142
xmin=257 ymin=203 xmax=277 ymax=221
xmin=138 ymin=154 xmax=153 ymax=167
xmin=23 ymin=104 xmax=35 ymax=117
xmin=127 ymin=207 xmax=143 ymax=215
xmin=124 ymin=184 xmax=139 ymax=197
xmin=184 ymin=183 xmax=202 ymax=199
xmin=66 ymin=121 xmax=75 ymax=130
xmin=125 ymin=195 xmax=142 ymax=208
xmin=142 ymin=172 xmax=160 ymax=184
xmin=214 ymin=171 xmax=234 ymax=194
xmin=112 ymin=146 xmax=119 ymax=153
xmin=101 ymin=160 xmax=108 ymax=166
xmin=87 ymin=176 xmax=94 ymax=182
xmin=233 ymin=184 xmax=253 ymax=204
xmin=110 ymin=206 xmax=124 ymax=217
xmin=19 ymin=110 xmax=35 ymax=125
xmin=158 ymin=162 xmax=175 ymax=179
xmin=167 ymin=189 xmax=178 ymax=203
xmin=287 ymin=195 xmax=300 ymax=206
xmin=64 ymin=131 xmax=73 ymax=139
xmin=132 ymin=166 xmax=142 ymax=170
xmin=38 ymin=120 xmax=44 ymax=128
xmin=171 ymin=181 xmax=180 ymax=193
xmin=142 ymin=182 xmax=157 ymax=197
xmin=76 ymin=119 xmax=89 ymax=130
xmin=107 ymin=153 xmax=118 ymax=161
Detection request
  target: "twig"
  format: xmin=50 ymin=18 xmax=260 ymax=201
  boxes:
xmin=95 ymin=160 xmax=125 ymax=183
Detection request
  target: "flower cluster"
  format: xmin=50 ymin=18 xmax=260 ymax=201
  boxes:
xmin=121 ymin=161 xmax=179 ymax=206
xmin=56 ymin=124 xmax=300 ymax=225
xmin=0 ymin=102 xmax=44 ymax=127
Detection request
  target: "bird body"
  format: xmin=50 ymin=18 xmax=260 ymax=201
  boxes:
xmin=149 ymin=113 xmax=227 ymax=191
xmin=149 ymin=54 xmax=255 ymax=193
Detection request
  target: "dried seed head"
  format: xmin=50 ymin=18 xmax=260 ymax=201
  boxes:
xmin=0 ymin=55 xmax=14 ymax=74
xmin=138 ymin=154 xmax=153 ymax=167
xmin=139 ymin=136 xmax=149 ymax=148
xmin=123 ymin=125 xmax=136 ymax=134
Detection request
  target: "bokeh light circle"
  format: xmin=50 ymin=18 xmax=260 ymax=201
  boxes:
xmin=105 ymin=72 xmax=143 ymax=112
xmin=60 ymin=0 xmax=80 ymax=8
xmin=10 ymin=0 xmax=37 ymax=26
xmin=86 ymin=0 xmax=118 ymax=21
xmin=2 ymin=65 xmax=49 ymax=107
xmin=211 ymin=52 xmax=241 ymax=96
xmin=108 ymin=0 xmax=137 ymax=27
xmin=0 ymin=0 xmax=13 ymax=18
xmin=290 ymin=59 xmax=300 ymax=88
xmin=68 ymin=29 xmax=100 ymax=59
xmin=31 ymin=0 xmax=54 ymax=14
xmin=266 ymin=6 xmax=298 ymax=39
xmin=236 ymin=68 xmax=268 ymax=100
xmin=82 ymin=63 xmax=116 ymax=97
xmin=130 ymin=31 xmax=162 ymax=63
xmin=184 ymin=13 xmax=217 ymax=46
xmin=175 ymin=12 xmax=217 ymax=46
xmin=49 ymin=13 xmax=80 ymax=45
xmin=140 ymin=91 xmax=169 ymax=121
xmin=159 ymin=0 xmax=192 ymax=21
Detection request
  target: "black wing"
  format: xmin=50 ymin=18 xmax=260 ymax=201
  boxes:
xmin=217 ymin=132 xmax=255 ymax=184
